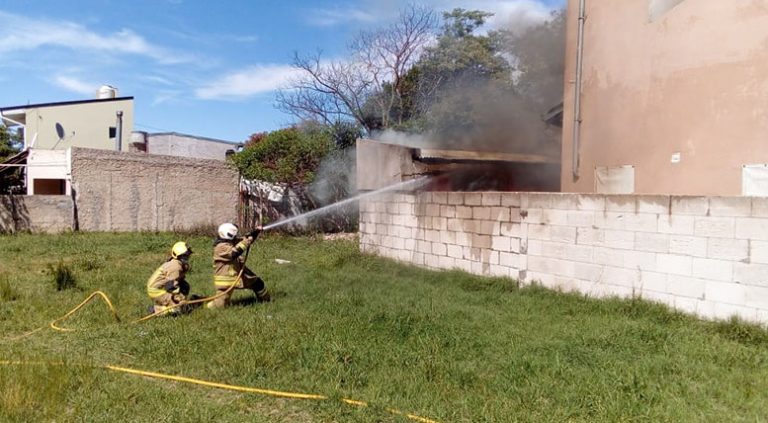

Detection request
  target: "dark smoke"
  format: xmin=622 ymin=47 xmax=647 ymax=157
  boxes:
xmin=377 ymin=9 xmax=566 ymax=159
xmin=425 ymin=77 xmax=559 ymax=156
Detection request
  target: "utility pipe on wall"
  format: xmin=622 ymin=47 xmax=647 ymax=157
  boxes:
xmin=572 ymin=0 xmax=586 ymax=180
xmin=116 ymin=111 xmax=123 ymax=151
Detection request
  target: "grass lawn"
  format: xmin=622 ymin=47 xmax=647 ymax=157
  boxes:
xmin=1 ymin=232 xmax=768 ymax=422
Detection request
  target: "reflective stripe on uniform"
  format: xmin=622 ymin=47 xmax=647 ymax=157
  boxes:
xmin=146 ymin=267 xmax=165 ymax=298
xmin=147 ymin=287 xmax=167 ymax=298
xmin=213 ymin=275 xmax=239 ymax=287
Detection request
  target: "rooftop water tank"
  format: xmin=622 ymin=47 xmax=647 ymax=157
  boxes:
xmin=97 ymin=85 xmax=118 ymax=99
xmin=130 ymin=131 xmax=148 ymax=153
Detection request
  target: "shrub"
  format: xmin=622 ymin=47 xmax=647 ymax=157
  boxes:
xmin=49 ymin=260 xmax=77 ymax=291
xmin=232 ymin=126 xmax=332 ymax=186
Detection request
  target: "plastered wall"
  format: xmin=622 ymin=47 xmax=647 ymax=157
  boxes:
xmin=561 ymin=0 xmax=768 ymax=195
xmin=70 ymin=147 xmax=238 ymax=232
xmin=0 ymin=195 xmax=73 ymax=233
xmin=360 ymin=191 xmax=768 ymax=325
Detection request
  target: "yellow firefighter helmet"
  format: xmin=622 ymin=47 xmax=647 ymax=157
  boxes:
xmin=171 ymin=241 xmax=192 ymax=259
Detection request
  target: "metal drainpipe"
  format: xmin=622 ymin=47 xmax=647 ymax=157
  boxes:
xmin=116 ymin=111 xmax=123 ymax=151
xmin=572 ymin=0 xmax=586 ymax=180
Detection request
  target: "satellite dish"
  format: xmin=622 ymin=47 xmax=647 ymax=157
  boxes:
xmin=53 ymin=123 xmax=66 ymax=149
xmin=55 ymin=123 xmax=65 ymax=140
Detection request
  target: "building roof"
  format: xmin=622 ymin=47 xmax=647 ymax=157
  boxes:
xmin=0 ymin=96 xmax=134 ymax=113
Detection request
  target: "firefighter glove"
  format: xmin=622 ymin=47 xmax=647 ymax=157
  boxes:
xmin=164 ymin=280 xmax=180 ymax=294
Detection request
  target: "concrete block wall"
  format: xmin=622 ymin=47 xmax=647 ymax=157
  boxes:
xmin=71 ymin=147 xmax=238 ymax=232
xmin=0 ymin=195 xmax=74 ymax=233
xmin=360 ymin=192 xmax=768 ymax=325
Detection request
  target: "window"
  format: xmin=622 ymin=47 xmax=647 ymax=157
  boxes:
xmin=33 ymin=179 xmax=66 ymax=195
xmin=649 ymin=0 xmax=686 ymax=22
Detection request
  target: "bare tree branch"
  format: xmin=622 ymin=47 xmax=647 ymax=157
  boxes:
xmin=276 ymin=5 xmax=437 ymax=132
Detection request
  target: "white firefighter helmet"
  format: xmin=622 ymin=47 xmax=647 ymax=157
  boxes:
xmin=218 ymin=223 xmax=238 ymax=240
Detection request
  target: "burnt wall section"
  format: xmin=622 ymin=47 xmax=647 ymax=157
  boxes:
xmin=0 ymin=195 xmax=73 ymax=233
xmin=70 ymin=147 xmax=238 ymax=232
xmin=360 ymin=192 xmax=768 ymax=325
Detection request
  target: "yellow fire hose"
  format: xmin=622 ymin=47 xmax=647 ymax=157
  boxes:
xmin=133 ymin=243 xmax=255 ymax=323
xmin=11 ymin=245 xmax=252 ymax=339
xmin=0 ymin=360 xmax=439 ymax=423
xmin=2 ymin=245 xmax=441 ymax=423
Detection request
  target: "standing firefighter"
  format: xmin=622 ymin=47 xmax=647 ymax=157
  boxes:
xmin=207 ymin=223 xmax=270 ymax=309
xmin=146 ymin=241 xmax=193 ymax=315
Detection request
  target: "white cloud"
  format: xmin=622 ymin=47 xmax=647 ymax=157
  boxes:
xmin=195 ymin=65 xmax=301 ymax=100
xmin=152 ymin=90 xmax=184 ymax=106
xmin=303 ymin=1 xmax=559 ymax=30
xmin=52 ymin=75 xmax=97 ymax=95
xmin=479 ymin=0 xmax=556 ymax=31
xmin=305 ymin=7 xmax=378 ymax=26
xmin=141 ymin=75 xmax=175 ymax=86
xmin=0 ymin=10 xmax=192 ymax=64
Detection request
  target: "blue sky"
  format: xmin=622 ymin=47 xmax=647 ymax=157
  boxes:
xmin=0 ymin=0 xmax=565 ymax=143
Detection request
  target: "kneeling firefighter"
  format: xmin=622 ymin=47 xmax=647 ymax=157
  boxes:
xmin=207 ymin=223 xmax=270 ymax=309
xmin=146 ymin=241 xmax=193 ymax=315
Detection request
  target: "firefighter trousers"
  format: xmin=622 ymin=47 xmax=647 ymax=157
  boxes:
xmin=207 ymin=268 xmax=269 ymax=309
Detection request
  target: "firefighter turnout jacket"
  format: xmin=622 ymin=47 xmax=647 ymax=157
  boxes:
xmin=146 ymin=258 xmax=189 ymax=299
xmin=212 ymin=237 xmax=253 ymax=288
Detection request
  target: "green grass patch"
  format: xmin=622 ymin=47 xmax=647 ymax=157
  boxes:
xmin=0 ymin=276 xmax=20 ymax=301
xmin=1 ymin=232 xmax=767 ymax=422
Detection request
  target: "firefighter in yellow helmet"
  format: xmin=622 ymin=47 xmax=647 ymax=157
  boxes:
xmin=146 ymin=241 xmax=193 ymax=315
xmin=207 ymin=223 xmax=270 ymax=309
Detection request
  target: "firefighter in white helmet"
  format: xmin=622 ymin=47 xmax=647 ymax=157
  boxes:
xmin=207 ymin=223 xmax=270 ymax=308
xmin=146 ymin=241 xmax=193 ymax=315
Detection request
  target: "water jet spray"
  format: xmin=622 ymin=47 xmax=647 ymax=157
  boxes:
xmin=263 ymin=177 xmax=431 ymax=231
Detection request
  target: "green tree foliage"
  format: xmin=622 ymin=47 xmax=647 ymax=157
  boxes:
xmin=419 ymin=8 xmax=510 ymax=83
xmin=328 ymin=121 xmax=362 ymax=150
xmin=0 ymin=125 xmax=22 ymax=194
xmin=0 ymin=125 xmax=20 ymax=158
xmin=231 ymin=126 xmax=332 ymax=186
xmin=390 ymin=8 xmax=512 ymax=133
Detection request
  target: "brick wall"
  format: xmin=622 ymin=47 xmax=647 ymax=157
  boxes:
xmin=70 ymin=147 xmax=238 ymax=232
xmin=360 ymin=192 xmax=768 ymax=325
xmin=0 ymin=195 xmax=73 ymax=233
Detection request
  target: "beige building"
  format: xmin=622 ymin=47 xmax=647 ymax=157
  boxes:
xmin=1 ymin=94 xmax=134 ymax=195
xmin=561 ymin=0 xmax=768 ymax=195
xmin=1 ymin=96 xmax=134 ymax=152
